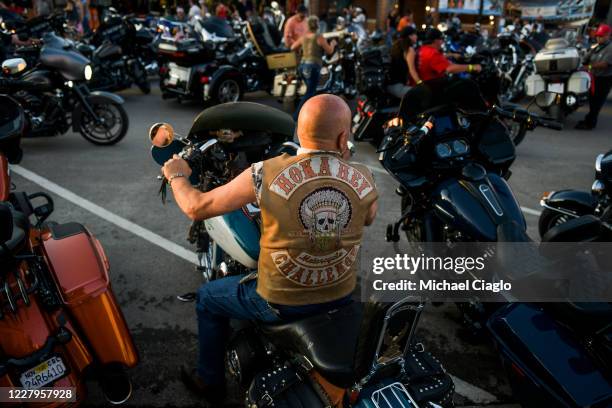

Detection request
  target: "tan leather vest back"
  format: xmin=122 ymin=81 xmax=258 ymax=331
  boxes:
xmin=257 ymin=152 xmax=378 ymax=305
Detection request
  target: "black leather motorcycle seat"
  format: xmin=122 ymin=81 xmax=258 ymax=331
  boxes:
xmin=260 ymin=302 xmax=363 ymax=388
xmin=0 ymin=207 xmax=28 ymax=258
xmin=497 ymin=220 xmax=532 ymax=243
xmin=542 ymin=215 xmax=602 ymax=243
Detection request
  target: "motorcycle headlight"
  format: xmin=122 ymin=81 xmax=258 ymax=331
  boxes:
xmin=84 ymin=64 xmax=93 ymax=81
xmin=452 ymin=139 xmax=469 ymax=155
xmin=435 ymin=143 xmax=452 ymax=159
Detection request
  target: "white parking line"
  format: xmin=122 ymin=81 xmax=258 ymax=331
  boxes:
xmin=12 ymin=165 xmax=199 ymax=265
xmin=365 ymin=164 xmax=543 ymax=217
xmin=12 ymin=164 xmax=501 ymax=404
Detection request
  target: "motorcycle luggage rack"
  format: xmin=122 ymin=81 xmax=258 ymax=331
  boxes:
xmin=371 ymin=382 xmax=419 ymax=408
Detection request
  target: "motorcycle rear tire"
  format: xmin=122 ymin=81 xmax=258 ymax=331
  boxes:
xmin=549 ymin=103 xmax=565 ymax=123
xmin=79 ymin=101 xmax=129 ymax=146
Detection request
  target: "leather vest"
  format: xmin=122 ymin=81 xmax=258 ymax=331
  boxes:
xmin=257 ymin=152 xmax=378 ymax=305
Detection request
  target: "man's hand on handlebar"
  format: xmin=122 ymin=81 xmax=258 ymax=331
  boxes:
xmin=162 ymin=154 xmax=192 ymax=180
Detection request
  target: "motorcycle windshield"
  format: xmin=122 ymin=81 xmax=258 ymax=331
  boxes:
xmin=201 ymin=17 xmax=234 ymax=39
xmin=399 ymin=77 xmax=488 ymax=121
xmin=42 ymin=32 xmax=74 ymax=50
xmin=188 ymin=101 xmax=294 ymax=139
xmin=39 ymin=45 xmax=90 ymax=81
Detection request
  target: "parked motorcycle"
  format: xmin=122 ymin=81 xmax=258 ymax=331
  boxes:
xmin=352 ymin=44 xmax=399 ymax=146
xmin=0 ymin=94 xmax=138 ymax=403
xmin=526 ymin=37 xmax=591 ymax=122
xmin=158 ymin=17 xmax=244 ymax=104
xmin=77 ymin=10 xmax=157 ymax=94
xmin=489 ymin=214 xmax=612 ymax=408
xmin=380 ymin=78 xmax=562 ymax=247
xmin=378 ymin=79 xmax=612 ymax=407
xmin=0 ymin=33 xmax=129 ymax=145
xmin=147 ymin=102 xmax=455 ymax=407
xmin=538 ymin=150 xmax=612 ymax=238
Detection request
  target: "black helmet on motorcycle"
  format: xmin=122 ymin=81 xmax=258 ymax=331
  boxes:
xmin=0 ymin=95 xmax=25 ymax=164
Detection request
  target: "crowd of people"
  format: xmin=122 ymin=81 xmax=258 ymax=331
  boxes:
xmin=2 ymin=0 xmax=611 ymax=128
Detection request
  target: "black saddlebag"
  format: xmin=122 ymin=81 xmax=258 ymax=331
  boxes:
xmin=246 ymin=363 xmax=325 ymax=408
xmin=403 ymin=349 xmax=455 ymax=407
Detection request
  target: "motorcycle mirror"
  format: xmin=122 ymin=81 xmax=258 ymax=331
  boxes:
xmin=1 ymin=58 xmax=27 ymax=75
xmin=149 ymin=122 xmax=175 ymax=148
xmin=534 ymin=91 xmax=558 ymax=109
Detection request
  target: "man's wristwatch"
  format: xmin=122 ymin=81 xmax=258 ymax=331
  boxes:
xmin=168 ymin=173 xmax=186 ymax=185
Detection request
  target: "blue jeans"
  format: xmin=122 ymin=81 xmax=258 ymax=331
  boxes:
xmin=196 ymin=275 xmax=352 ymax=385
xmin=294 ymin=62 xmax=321 ymax=120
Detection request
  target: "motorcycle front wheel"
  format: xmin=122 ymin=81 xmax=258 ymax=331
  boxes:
xmin=78 ymin=102 xmax=129 ymax=145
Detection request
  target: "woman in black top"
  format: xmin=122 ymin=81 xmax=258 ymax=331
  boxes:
xmin=387 ymin=26 xmax=421 ymax=99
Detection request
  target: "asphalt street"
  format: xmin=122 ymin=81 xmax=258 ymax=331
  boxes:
xmin=10 ymin=85 xmax=612 ymax=407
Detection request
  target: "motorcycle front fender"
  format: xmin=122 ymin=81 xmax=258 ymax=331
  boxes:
xmin=541 ymin=189 xmax=596 ymax=217
xmin=72 ymin=90 xmax=125 ymax=132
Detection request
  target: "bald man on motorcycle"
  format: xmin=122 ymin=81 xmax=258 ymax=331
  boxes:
xmin=162 ymin=94 xmax=378 ymax=404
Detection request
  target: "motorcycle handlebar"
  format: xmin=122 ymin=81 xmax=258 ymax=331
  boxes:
xmin=493 ymin=106 xmax=563 ymax=131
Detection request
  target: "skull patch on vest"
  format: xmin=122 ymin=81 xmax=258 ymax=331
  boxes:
xmin=299 ymin=187 xmax=352 ymax=250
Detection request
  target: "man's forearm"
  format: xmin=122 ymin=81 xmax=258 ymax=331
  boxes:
xmin=170 ymin=177 xmax=209 ymax=220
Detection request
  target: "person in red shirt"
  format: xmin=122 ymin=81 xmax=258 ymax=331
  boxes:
xmin=417 ymin=28 xmax=481 ymax=81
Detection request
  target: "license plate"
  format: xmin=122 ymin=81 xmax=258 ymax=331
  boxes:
xmin=547 ymin=83 xmax=564 ymax=94
xmin=168 ymin=64 xmax=191 ymax=87
xmin=20 ymin=356 xmax=67 ymax=390
xmin=353 ymin=113 xmax=361 ymax=124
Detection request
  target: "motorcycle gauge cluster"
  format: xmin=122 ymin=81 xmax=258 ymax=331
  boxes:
xmin=435 ymin=139 xmax=470 ymax=159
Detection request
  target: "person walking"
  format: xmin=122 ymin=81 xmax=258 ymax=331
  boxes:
xmin=283 ymin=4 xmax=308 ymax=47
xmin=576 ymin=24 xmax=612 ymax=130
xmin=291 ymin=15 xmax=337 ymax=119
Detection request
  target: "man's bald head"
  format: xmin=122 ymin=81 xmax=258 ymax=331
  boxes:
xmin=296 ymin=94 xmax=351 ymax=151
